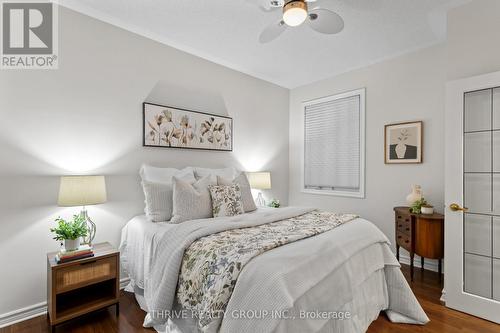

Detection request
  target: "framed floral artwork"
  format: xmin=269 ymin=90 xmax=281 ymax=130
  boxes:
xmin=143 ymin=102 xmax=233 ymax=151
xmin=384 ymin=121 xmax=423 ymax=164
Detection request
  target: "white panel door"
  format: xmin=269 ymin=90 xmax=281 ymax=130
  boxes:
xmin=445 ymin=71 xmax=500 ymax=323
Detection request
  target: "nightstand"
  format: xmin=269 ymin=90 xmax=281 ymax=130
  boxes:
xmin=394 ymin=207 xmax=444 ymax=283
xmin=47 ymin=242 xmax=120 ymax=332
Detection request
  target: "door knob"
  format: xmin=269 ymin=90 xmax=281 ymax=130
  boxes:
xmin=449 ymin=203 xmax=469 ymax=212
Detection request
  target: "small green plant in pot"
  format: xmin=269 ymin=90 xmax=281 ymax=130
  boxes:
xmin=410 ymin=198 xmax=428 ymax=214
xmin=268 ymin=199 xmax=281 ymax=208
xmin=50 ymin=215 xmax=88 ymax=251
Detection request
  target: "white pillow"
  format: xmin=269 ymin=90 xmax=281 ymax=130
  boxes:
xmin=217 ymin=173 xmax=257 ymax=213
xmin=194 ymin=167 xmax=237 ymax=182
xmin=140 ymin=165 xmax=196 ymax=222
xmin=140 ymin=164 xmax=196 ymax=184
xmin=170 ymin=175 xmax=216 ymax=224
xmin=142 ymin=181 xmax=173 ymax=222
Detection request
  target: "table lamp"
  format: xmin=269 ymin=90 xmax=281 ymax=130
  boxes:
xmin=58 ymin=176 xmax=107 ymax=245
xmin=247 ymin=172 xmax=271 ymax=207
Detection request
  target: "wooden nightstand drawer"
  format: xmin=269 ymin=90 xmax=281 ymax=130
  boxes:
xmin=396 ymin=214 xmax=411 ymax=235
xmin=396 ymin=232 xmax=411 ymax=252
xmin=396 ymin=215 xmax=412 ymax=235
xmin=56 ymin=257 xmax=117 ymax=293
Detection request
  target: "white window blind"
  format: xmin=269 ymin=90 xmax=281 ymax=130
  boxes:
xmin=303 ymin=89 xmax=365 ymax=197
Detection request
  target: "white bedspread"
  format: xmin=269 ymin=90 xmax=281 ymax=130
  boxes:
xmin=119 ymin=207 xmax=429 ymax=333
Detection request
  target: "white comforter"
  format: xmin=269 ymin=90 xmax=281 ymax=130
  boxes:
xmin=119 ymin=207 xmax=429 ymax=333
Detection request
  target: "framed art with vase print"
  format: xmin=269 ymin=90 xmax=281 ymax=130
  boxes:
xmin=384 ymin=121 xmax=422 ymax=164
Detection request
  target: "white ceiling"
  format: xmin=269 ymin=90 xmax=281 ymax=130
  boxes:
xmin=59 ymin=0 xmax=469 ymax=88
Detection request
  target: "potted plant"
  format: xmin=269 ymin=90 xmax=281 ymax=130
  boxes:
xmin=50 ymin=215 xmax=88 ymax=251
xmin=268 ymin=199 xmax=281 ymax=208
xmin=409 ymin=198 xmax=428 ymax=214
xmin=421 ymin=204 xmax=434 ymax=215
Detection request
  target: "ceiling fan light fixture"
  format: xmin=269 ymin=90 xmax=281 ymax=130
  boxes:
xmin=283 ymin=0 xmax=308 ymax=27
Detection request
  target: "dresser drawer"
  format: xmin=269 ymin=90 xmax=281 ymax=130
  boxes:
xmin=396 ymin=232 xmax=412 ymax=252
xmin=56 ymin=257 xmax=116 ymax=293
xmin=396 ymin=214 xmax=412 ymax=236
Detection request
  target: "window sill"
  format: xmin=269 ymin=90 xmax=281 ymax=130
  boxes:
xmin=301 ymin=189 xmax=365 ymax=199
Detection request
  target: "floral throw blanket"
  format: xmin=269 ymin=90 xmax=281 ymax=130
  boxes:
xmin=176 ymin=210 xmax=358 ymax=327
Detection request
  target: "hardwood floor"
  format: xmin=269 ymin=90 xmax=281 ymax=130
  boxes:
xmin=1 ymin=265 xmax=498 ymax=333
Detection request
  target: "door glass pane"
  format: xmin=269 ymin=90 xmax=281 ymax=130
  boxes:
xmin=465 ymin=89 xmax=492 ymax=132
xmin=465 ymin=214 xmax=491 ymax=256
xmin=464 ymin=253 xmax=492 ymax=298
xmin=493 ymin=88 xmax=500 ymax=130
xmin=465 ymin=174 xmax=491 ymax=214
xmin=463 ymin=89 xmax=495 ymax=300
xmin=494 ymin=132 xmax=500 ymax=172
xmin=494 ymin=218 xmax=500 ymax=259
xmin=494 ymin=259 xmax=500 ymax=301
xmin=465 ymin=132 xmax=491 ymax=172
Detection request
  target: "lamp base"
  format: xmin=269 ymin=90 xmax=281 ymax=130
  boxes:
xmin=80 ymin=208 xmax=96 ymax=246
xmin=255 ymin=192 xmax=266 ymax=207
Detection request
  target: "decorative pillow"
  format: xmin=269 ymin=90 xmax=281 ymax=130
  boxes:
xmin=142 ymin=181 xmax=174 ymax=222
xmin=194 ymin=167 xmax=237 ymax=182
xmin=140 ymin=166 xmax=196 ymax=222
xmin=140 ymin=164 xmax=196 ymax=184
xmin=170 ymin=175 xmax=216 ymax=223
xmin=217 ymin=173 xmax=257 ymax=213
xmin=208 ymin=184 xmax=245 ymax=218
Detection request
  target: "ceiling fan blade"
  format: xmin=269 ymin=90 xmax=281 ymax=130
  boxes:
xmin=308 ymin=8 xmax=344 ymax=34
xmin=246 ymin=0 xmax=281 ymax=12
xmin=259 ymin=20 xmax=287 ymax=43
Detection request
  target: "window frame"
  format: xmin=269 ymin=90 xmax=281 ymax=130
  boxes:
xmin=301 ymin=88 xmax=366 ymax=199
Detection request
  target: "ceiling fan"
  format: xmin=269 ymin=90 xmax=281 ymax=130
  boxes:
xmin=256 ymin=0 xmax=345 ymax=43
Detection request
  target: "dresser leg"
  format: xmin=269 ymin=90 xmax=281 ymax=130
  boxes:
xmin=116 ymin=303 xmax=120 ymax=317
xmin=410 ymin=253 xmax=414 ymax=282
xmin=438 ymin=259 xmax=442 ymax=283
xmin=421 ymin=257 xmax=424 ymax=270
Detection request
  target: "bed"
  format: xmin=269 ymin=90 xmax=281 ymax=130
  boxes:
xmin=119 ymin=206 xmax=429 ymax=333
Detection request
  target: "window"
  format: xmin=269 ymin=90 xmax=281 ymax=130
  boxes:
xmin=302 ymin=88 xmax=365 ymax=198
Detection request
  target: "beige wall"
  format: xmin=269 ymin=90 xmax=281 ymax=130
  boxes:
xmin=0 ymin=7 xmax=289 ymax=315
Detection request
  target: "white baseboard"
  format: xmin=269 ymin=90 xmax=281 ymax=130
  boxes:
xmin=398 ymin=253 xmax=442 ymax=273
xmin=0 ymin=302 xmax=47 ymax=328
xmin=0 ymin=277 xmax=131 ymax=328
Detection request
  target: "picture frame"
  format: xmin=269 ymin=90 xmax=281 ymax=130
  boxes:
xmin=143 ymin=102 xmax=233 ymax=151
xmin=384 ymin=121 xmax=423 ymax=164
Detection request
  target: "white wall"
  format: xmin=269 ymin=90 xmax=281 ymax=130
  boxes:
xmin=289 ymin=45 xmax=447 ymax=258
xmin=0 ymin=7 xmax=289 ymax=316
xmin=288 ymin=0 xmax=500 ymax=268
xmin=447 ymin=0 xmax=500 ymax=81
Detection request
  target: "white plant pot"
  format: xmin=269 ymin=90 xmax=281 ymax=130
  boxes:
xmin=421 ymin=207 xmax=434 ymax=215
xmin=64 ymin=238 xmax=80 ymax=251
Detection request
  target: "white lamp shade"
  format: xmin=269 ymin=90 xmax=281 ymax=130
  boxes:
xmin=58 ymin=176 xmax=107 ymax=207
xmin=247 ymin=172 xmax=272 ymax=190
